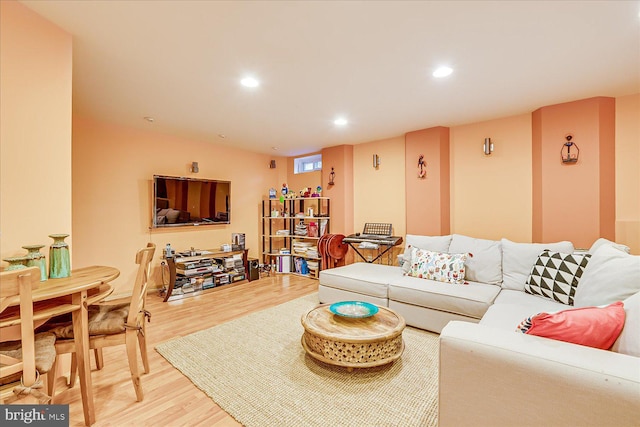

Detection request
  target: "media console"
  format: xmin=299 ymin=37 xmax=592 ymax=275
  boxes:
xmin=161 ymin=248 xmax=249 ymax=302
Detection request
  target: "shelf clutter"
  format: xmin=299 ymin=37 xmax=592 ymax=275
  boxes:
xmin=262 ymin=197 xmax=330 ymax=279
xmin=161 ymin=247 xmax=249 ymax=301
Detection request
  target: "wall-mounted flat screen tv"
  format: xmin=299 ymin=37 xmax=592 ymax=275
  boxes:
xmin=153 ymin=175 xmax=231 ymax=228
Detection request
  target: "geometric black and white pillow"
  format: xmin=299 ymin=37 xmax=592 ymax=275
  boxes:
xmin=525 ymin=250 xmax=591 ymax=305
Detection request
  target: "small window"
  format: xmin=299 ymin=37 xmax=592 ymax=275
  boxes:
xmin=294 ymin=154 xmax=322 ymax=174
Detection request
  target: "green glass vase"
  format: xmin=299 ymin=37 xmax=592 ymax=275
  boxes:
xmin=23 ymin=244 xmax=47 ymax=281
xmin=3 ymin=256 xmax=29 ymax=271
xmin=48 ymin=234 xmax=70 ymax=279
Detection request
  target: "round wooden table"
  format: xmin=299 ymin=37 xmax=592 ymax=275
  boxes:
xmin=301 ymin=303 xmax=405 ymax=371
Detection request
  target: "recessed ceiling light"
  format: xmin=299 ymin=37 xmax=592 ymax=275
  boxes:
xmin=432 ymin=66 xmax=453 ymax=78
xmin=218 ymin=134 xmax=226 ymax=139
xmin=271 ymin=146 xmax=278 ymax=150
xmin=334 ymin=118 xmax=348 ymax=126
xmin=240 ymin=77 xmax=260 ymax=88
xmin=143 ymin=116 xmax=154 ymax=122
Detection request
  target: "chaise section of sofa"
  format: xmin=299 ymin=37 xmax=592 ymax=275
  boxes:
xmin=439 ymin=321 xmax=640 ymax=427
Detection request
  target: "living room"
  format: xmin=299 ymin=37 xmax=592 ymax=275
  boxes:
xmin=1 ymin=1 xmax=639 ymax=426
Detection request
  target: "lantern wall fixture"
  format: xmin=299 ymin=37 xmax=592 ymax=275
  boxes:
xmin=561 ymin=134 xmax=579 ymax=164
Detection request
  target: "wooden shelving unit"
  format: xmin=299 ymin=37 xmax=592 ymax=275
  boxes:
xmin=261 ymin=197 xmax=330 ymax=279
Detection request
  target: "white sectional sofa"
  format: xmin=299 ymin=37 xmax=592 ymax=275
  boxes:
xmin=318 ymin=234 xmax=640 ymax=426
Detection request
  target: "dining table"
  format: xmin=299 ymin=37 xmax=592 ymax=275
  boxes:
xmin=0 ymin=265 xmax=120 ymax=426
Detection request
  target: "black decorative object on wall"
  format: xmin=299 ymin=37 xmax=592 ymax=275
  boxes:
xmin=418 ymin=154 xmax=426 ymax=178
xmin=328 ymin=167 xmax=335 ymax=186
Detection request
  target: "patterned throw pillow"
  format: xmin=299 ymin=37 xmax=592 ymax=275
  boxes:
xmin=407 ymin=247 xmax=468 ymax=284
xmin=525 ymin=250 xmax=591 ymax=305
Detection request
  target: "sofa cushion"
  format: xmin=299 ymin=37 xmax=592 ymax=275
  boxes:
xmin=574 ymin=245 xmax=640 ymax=307
xmin=612 ymin=291 xmax=640 ymax=357
xmin=449 ymin=234 xmax=502 ymax=284
xmin=501 ymin=239 xmax=574 ymax=291
xmin=517 ymin=302 xmax=626 ymax=350
xmin=524 ymin=250 xmax=591 ymax=306
xmin=388 ymin=277 xmax=500 ymax=319
xmin=481 ymin=290 xmax=569 ymax=329
xmin=404 ymin=234 xmax=452 ymax=253
xmin=319 ymin=263 xmax=401 ymax=299
xmin=589 ymin=237 xmax=631 ymax=255
xmin=406 ymin=248 xmax=468 ymax=284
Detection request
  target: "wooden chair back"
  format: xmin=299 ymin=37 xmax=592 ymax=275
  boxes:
xmin=0 ymin=267 xmax=40 ymax=387
xmin=127 ymin=243 xmax=155 ymax=328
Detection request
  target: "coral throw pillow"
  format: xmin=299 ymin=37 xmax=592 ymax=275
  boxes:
xmin=517 ymin=302 xmax=625 ymax=350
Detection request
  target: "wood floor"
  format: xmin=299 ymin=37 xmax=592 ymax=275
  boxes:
xmin=53 ymin=274 xmax=318 ymax=426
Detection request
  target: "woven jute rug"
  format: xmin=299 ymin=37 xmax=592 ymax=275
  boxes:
xmin=155 ymin=293 xmax=439 ymax=426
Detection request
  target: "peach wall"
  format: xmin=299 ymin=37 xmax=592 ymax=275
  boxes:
xmin=73 ymin=116 xmax=285 ymax=297
xmin=450 ymin=114 xmax=532 ymax=241
xmin=532 ymin=97 xmax=615 ymax=248
xmin=615 ymin=93 xmax=640 ymax=254
xmin=321 ymin=145 xmax=354 ymax=236
xmin=405 ymin=127 xmax=450 ymax=235
xmin=0 ymin=1 xmax=73 ymax=266
xmin=353 ymin=137 xmax=406 ymax=239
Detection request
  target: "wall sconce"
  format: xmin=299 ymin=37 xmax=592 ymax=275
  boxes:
xmin=418 ymin=154 xmax=426 ymax=178
xmin=328 ymin=167 xmax=335 ymax=186
xmin=190 ymin=161 xmax=199 ymax=173
xmin=483 ymin=138 xmax=494 ymax=155
xmin=373 ymin=154 xmax=380 ymax=169
xmin=561 ymin=134 xmax=579 ymax=163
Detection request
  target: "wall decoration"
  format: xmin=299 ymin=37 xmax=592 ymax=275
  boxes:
xmin=561 ymin=134 xmax=579 ymax=163
xmin=418 ymin=154 xmax=426 ymax=178
xmin=328 ymin=167 xmax=335 ymax=186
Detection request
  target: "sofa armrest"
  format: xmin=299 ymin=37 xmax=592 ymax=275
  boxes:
xmin=439 ymin=321 xmax=640 ymax=427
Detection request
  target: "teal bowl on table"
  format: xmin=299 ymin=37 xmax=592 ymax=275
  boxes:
xmin=329 ymin=301 xmax=379 ymax=318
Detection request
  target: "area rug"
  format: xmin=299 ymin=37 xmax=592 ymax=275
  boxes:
xmin=155 ymin=294 xmax=439 ymax=426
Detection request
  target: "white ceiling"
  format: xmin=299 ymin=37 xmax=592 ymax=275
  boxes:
xmin=20 ymin=1 xmax=640 ymax=156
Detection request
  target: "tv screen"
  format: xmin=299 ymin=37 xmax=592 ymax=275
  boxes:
xmin=153 ymin=175 xmax=231 ymax=228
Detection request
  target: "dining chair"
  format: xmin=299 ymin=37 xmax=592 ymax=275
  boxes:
xmin=0 ymin=266 xmax=57 ymax=404
xmin=46 ymin=243 xmax=156 ymax=401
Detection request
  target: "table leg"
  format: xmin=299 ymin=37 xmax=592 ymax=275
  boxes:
xmin=72 ymin=290 xmax=95 ymax=426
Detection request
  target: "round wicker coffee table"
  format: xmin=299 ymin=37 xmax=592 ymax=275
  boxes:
xmin=301 ymin=302 xmax=405 ymax=371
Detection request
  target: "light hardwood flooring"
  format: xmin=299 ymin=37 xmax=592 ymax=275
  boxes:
xmin=52 ymin=274 xmax=318 ymax=426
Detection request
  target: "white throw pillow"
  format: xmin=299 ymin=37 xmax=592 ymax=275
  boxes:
xmin=401 ymin=235 xmax=452 ymax=273
xmin=501 ymin=238 xmax=575 ymax=291
xmin=588 ymin=237 xmax=631 ymax=255
xmin=611 ymin=291 xmax=640 ymax=357
xmin=406 ymin=247 xmax=468 ymax=284
xmin=448 ymin=234 xmax=502 ymax=284
xmin=573 ymin=245 xmax=640 ymax=307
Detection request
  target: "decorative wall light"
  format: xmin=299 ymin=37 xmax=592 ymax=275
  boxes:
xmin=561 ymin=134 xmax=579 ymax=163
xmin=328 ymin=167 xmax=335 ymax=186
xmin=373 ymin=154 xmax=380 ymax=169
xmin=483 ymin=138 xmax=494 ymax=155
xmin=418 ymin=154 xmax=426 ymax=178
xmin=190 ymin=162 xmax=199 ymax=173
